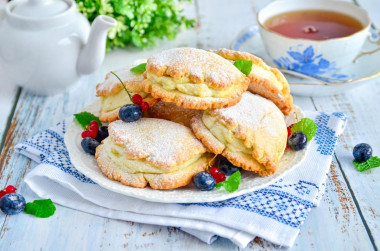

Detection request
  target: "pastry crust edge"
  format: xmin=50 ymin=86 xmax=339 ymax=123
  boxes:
xmin=143 ymin=79 xmax=248 ymax=110
xmin=213 ymin=48 xmax=293 ymax=115
xmin=95 ymin=143 xmax=213 ymax=190
xmin=191 ymin=112 xmax=278 ymax=176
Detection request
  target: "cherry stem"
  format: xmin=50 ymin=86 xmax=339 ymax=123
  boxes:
xmin=208 ymin=154 xmax=218 ymax=168
xmin=110 ymin=71 xmax=134 ymax=104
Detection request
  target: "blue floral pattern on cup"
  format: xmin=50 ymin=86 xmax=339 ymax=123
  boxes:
xmin=274 ymin=45 xmax=349 ymax=82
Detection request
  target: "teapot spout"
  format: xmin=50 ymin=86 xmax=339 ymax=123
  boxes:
xmin=77 ymin=15 xmax=117 ymax=75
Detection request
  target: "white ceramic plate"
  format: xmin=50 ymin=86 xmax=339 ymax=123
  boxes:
xmin=65 ymin=101 xmax=308 ymax=203
xmin=231 ymin=26 xmax=380 ymax=96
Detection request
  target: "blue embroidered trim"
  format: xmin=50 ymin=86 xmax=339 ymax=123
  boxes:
xmin=181 ymin=189 xmax=314 ymax=229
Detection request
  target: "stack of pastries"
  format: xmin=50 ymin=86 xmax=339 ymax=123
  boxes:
xmin=95 ymin=48 xmax=293 ymax=190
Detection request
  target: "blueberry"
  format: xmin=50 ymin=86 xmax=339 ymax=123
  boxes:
xmin=119 ymin=104 xmax=142 ymax=122
xmin=353 ymin=143 xmax=372 ymax=163
xmin=81 ymin=137 xmax=100 ymax=155
xmin=218 ymin=157 xmax=241 ymax=175
xmin=288 ymin=131 xmax=308 ymax=151
xmin=193 ymin=172 xmax=216 ymax=191
xmin=0 ymin=193 xmax=26 ymax=215
xmin=96 ymin=126 xmax=109 ymax=142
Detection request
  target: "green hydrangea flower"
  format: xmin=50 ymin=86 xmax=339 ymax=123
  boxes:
xmin=75 ymin=0 xmax=194 ymax=50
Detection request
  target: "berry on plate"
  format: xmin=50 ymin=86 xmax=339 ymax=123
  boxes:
xmin=5 ymin=185 xmax=16 ymax=194
xmin=96 ymin=126 xmax=109 ymax=142
xmin=0 ymin=190 xmax=6 ymax=199
xmin=140 ymin=102 xmax=149 ymax=111
xmin=353 ymin=143 xmax=373 ymax=163
xmin=132 ymin=94 xmax=143 ymax=105
xmin=119 ymin=104 xmax=142 ymax=122
xmin=0 ymin=193 xmax=26 ymax=215
xmin=218 ymin=157 xmax=241 ymax=175
xmin=209 ymin=167 xmax=220 ymax=176
xmin=288 ymin=131 xmax=308 ymax=151
xmin=214 ymin=172 xmax=226 ymax=183
xmin=81 ymin=137 xmax=100 ymax=155
xmin=193 ymin=172 xmax=216 ymax=191
xmin=209 ymin=166 xmax=226 ymax=183
xmin=89 ymin=120 xmax=99 ymax=131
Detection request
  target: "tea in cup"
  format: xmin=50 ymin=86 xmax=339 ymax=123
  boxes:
xmin=257 ymin=0 xmax=371 ymax=80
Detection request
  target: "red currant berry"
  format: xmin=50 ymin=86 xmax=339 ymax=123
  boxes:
xmin=209 ymin=167 xmax=220 ymax=176
xmin=89 ymin=121 xmax=99 ymax=131
xmin=81 ymin=131 xmax=91 ymax=138
xmin=132 ymin=94 xmax=143 ymax=105
xmin=215 ymin=173 xmax=226 ymax=183
xmin=287 ymin=127 xmax=292 ymax=138
xmin=0 ymin=190 xmax=6 ymax=199
xmin=140 ymin=102 xmax=149 ymax=111
xmin=5 ymin=185 xmax=16 ymax=193
xmin=88 ymin=130 xmax=97 ymax=139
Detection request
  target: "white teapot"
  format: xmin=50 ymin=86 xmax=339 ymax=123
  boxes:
xmin=0 ymin=0 xmax=117 ymax=95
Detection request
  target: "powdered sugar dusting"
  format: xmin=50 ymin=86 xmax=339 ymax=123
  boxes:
xmin=96 ymin=59 xmax=147 ymax=94
xmin=109 ymin=118 xmax=206 ymax=168
xmin=213 ymin=92 xmax=284 ymax=134
xmin=148 ymin=48 xmax=244 ymax=87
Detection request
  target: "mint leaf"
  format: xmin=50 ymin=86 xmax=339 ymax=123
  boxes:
xmin=24 ymin=199 xmax=56 ymax=218
xmin=291 ymin=118 xmax=317 ymax=141
xmin=354 ymin=156 xmax=380 ymax=172
xmin=215 ymin=171 xmax=241 ymax=193
xmin=233 ymin=60 xmax=252 ymax=76
xmin=215 ymin=182 xmax=223 ymax=189
xmin=74 ymin=112 xmax=102 ymax=129
xmin=130 ymin=63 xmax=147 ymax=74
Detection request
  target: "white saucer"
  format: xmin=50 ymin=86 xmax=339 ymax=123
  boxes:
xmin=231 ymin=26 xmax=380 ymax=96
xmin=65 ymin=101 xmax=308 ymax=203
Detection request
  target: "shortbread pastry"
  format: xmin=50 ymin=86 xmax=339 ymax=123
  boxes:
xmin=146 ymin=101 xmax=201 ymax=128
xmin=213 ymin=49 xmax=293 ymax=115
xmin=143 ymin=48 xmax=249 ymax=110
xmin=96 ymin=64 xmax=157 ymax=123
xmin=95 ymin=118 xmax=214 ymax=189
xmin=191 ymin=92 xmax=287 ymax=176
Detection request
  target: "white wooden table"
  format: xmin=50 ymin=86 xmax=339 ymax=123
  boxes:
xmin=1 ymin=0 xmax=380 ymax=250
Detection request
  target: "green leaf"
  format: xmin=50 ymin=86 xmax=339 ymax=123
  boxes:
xmin=353 ymin=156 xmax=380 ymax=172
xmin=291 ymin=118 xmax=317 ymax=141
xmin=233 ymin=60 xmax=253 ymax=76
xmin=76 ymin=0 xmax=194 ymax=50
xmin=74 ymin=112 xmax=102 ymax=129
xmin=215 ymin=182 xmax=223 ymax=189
xmin=215 ymin=171 xmax=241 ymax=193
xmin=130 ymin=63 xmax=147 ymax=74
xmin=24 ymin=199 xmax=56 ymax=218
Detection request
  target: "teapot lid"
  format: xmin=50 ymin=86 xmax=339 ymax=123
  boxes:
xmin=12 ymin=0 xmax=69 ymax=18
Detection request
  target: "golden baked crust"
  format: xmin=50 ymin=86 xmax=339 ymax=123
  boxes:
xmin=144 ymin=48 xmax=249 ymax=110
xmin=144 ymin=80 xmax=244 ymax=110
xmin=96 ymin=63 xmax=147 ymax=97
xmin=191 ymin=92 xmax=287 ymax=176
xmin=96 ymin=143 xmax=212 ymax=189
xmin=96 ymin=64 xmax=157 ymax=122
xmin=95 ymin=118 xmax=214 ymax=189
xmin=213 ymin=48 xmax=293 ymax=115
xmin=145 ymin=101 xmax=201 ymax=128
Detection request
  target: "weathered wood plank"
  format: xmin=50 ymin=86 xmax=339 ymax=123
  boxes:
xmin=0 ymin=71 xmax=19 ymax=151
xmin=1 ymin=0 xmax=379 ymax=250
xmin=0 ymin=3 xmax=239 ymax=251
xmin=311 ymin=82 xmax=380 ymax=249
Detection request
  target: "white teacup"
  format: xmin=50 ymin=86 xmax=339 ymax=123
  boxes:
xmin=257 ymin=0 xmax=371 ymax=80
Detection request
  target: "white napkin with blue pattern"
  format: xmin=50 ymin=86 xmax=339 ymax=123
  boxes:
xmin=15 ymin=111 xmax=347 ymax=248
